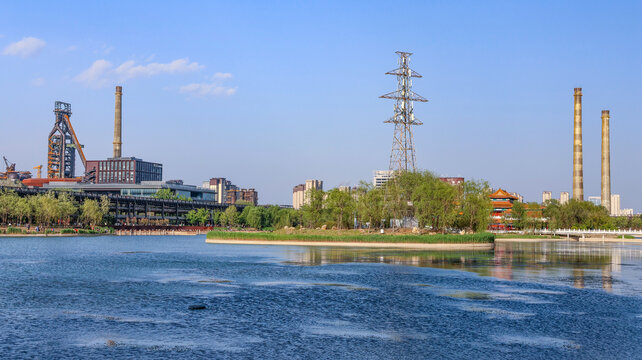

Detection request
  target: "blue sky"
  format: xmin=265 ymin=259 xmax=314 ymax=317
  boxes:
xmin=1 ymin=1 xmax=641 ymax=210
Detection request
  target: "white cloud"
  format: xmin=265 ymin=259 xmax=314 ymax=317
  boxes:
xmin=212 ymin=72 xmax=233 ymax=80
xmin=74 ymin=58 xmax=203 ymax=87
xmin=74 ymin=59 xmax=113 ymax=87
xmin=2 ymin=37 xmax=46 ymax=58
xmin=32 ymin=77 xmax=45 ymax=87
xmin=180 ymin=73 xmax=237 ymax=97
xmin=114 ymin=58 xmax=203 ymax=79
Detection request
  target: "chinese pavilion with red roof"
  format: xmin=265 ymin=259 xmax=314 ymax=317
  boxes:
xmin=489 ymin=188 xmax=518 ymax=230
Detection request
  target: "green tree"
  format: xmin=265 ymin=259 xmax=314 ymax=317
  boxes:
xmin=239 ymin=205 xmax=253 ymax=226
xmin=0 ymin=189 xmax=17 ymax=224
xmin=13 ymin=197 xmax=31 ymax=225
xmin=301 ymin=188 xmax=325 ymax=228
xmin=356 ymin=184 xmax=384 ymax=231
xmin=511 ymin=201 xmax=526 ymax=230
xmin=221 ymin=205 xmax=238 ymax=227
xmin=246 ymin=206 xmax=267 ymax=229
xmin=57 ymin=192 xmax=77 ymax=226
xmin=153 ymin=188 xmax=177 ymax=200
xmin=80 ymin=199 xmax=103 ymax=227
xmin=459 ymin=179 xmax=492 ymax=232
xmin=325 ymin=188 xmax=355 ymax=229
xmin=411 ymin=174 xmax=457 ymax=232
xmin=186 ymin=208 xmax=210 ymax=226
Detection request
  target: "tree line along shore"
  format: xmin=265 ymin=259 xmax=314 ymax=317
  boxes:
xmin=2 ymin=170 xmax=640 ymax=237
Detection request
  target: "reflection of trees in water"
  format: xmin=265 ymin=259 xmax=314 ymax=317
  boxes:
xmin=287 ymin=242 xmax=642 ymax=291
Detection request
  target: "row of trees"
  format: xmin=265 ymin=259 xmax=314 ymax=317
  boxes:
xmin=299 ymin=171 xmax=492 ymax=233
xmin=506 ymin=199 xmax=642 ymax=231
xmin=186 ymin=205 xmax=301 ymax=229
xmin=0 ymin=189 xmax=110 ymax=227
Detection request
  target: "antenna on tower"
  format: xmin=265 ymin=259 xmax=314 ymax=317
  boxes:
xmin=380 ymin=51 xmax=428 ymax=173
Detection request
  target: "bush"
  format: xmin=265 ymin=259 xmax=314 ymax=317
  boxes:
xmin=60 ymin=228 xmax=76 ymax=234
xmin=6 ymin=227 xmax=24 ymax=234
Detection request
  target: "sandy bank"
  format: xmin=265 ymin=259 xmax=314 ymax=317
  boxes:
xmin=206 ymin=238 xmax=494 ymax=250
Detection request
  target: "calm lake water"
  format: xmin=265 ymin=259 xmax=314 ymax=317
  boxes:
xmin=1 ymin=235 xmax=641 ymax=359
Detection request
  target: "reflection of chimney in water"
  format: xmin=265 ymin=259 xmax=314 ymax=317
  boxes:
xmin=572 ymin=268 xmax=585 ymax=289
xmin=113 ymin=86 xmax=122 ymax=158
xmin=601 ymin=267 xmax=612 ymax=291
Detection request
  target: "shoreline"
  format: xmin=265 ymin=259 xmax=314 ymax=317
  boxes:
xmin=496 ymin=237 xmax=642 ymax=243
xmin=205 ymin=238 xmax=495 ymax=250
xmin=0 ymin=233 xmax=107 ymax=238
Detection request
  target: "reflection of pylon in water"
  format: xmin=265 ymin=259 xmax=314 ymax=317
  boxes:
xmin=380 ymin=51 xmax=428 ymax=227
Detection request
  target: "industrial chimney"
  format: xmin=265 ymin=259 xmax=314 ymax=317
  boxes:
xmin=601 ymin=110 xmax=611 ymax=213
xmin=573 ymin=88 xmax=583 ymax=201
xmin=113 ymin=86 xmax=122 ymax=158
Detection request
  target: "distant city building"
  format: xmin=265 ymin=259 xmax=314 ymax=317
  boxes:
xmin=439 ymin=177 xmax=464 ymax=186
xmin=292 ymin=179 xmax=323 ymax=209
xmin=542 ymin=191 xmax=552 ymax=204
xmin=509 ymin=192 xmax=523 ymax=203
xmin=85 ymin=157 xmax=162 ymax=184
xmin=588 ymin=196 xmax=601 ymax=207
xmin=226 ymin=188 xmax=258 ymax=206
xmin=620 ymin=208 xmax=634 ymax=216
xmin=560 ymin=192 xmax=570 ymax=204
xmin=611 ymin=194 xmax=621 ymax=216
xmin=202 ymin=177 xmax=258 ymax=205
xmin=373 ymin=170 xmax=394 ymax=188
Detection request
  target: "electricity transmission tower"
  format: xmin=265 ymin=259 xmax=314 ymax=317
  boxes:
xmin=380 ymin=51 xmax=427 ymax=173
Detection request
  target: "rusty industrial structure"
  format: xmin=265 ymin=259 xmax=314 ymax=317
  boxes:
xmin=601 ymin=110 xmax=611 ymax=212
xmin=0 ymin=156 xmax=31 ymax=181
xmin=47 ymin=101 xmax=87 ymax=179
xmin=572 ymin=88 xmax=583 ymax=201
xmin=380 ymin=51 xmax=427 ymax=173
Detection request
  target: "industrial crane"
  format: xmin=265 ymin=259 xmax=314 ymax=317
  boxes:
xmin=33 ymin=165 xmax=43 ymax=178
xmin=0 ymin=156 xmax=32 ymax=181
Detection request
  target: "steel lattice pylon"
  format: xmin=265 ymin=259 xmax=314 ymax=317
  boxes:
xmin=380 ymin=51 xmax=427 ymax=173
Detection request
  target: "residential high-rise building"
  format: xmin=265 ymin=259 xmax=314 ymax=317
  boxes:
xmin=292 ymin=179 xmax=323 ymax=209
xmin=373 ymin=170 xmax=394 ymax=188
xmin=292 ymin=184 xmax=305 ymax=210
xmin=610 ymin=194 xmax=621 ymax=216
xmin=560 ymin=192 xmax=570 ymax=204
xmin=588 ymin=196 xmax=601 ymax=207
xmin=202 ymin=177 xmax=257 ymax=205
xmin=509 ymin=192 xmax=523 ymax=203
xmin=542 ymin=191 xmax=552 ymax=204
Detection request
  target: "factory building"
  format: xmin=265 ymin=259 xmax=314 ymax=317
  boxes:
xmin=85 ymin=157 xmax=162 ymax=184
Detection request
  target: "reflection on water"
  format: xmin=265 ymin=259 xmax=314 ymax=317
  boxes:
xmin=283 ymin=241 xmax=642 ymax=296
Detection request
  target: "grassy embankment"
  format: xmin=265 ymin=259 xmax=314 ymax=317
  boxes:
xmin=206 ymin=230 xmax=494 ymax=244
